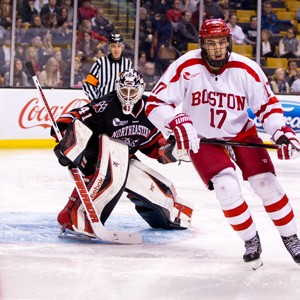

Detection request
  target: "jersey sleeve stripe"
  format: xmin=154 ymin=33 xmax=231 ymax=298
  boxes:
xmin=255 ymin=96 xmax=281 ymax=117
xmin=146 ymin=95 xmax=176 ymax=116
xmin=260 ymin=108 xmax=284 ymax=124
xmin=139 ymin=128 xmax=161 ymax=147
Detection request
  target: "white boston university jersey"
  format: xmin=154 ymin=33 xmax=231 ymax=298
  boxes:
xmin=146 ymin=49 xmax=285 ymax=139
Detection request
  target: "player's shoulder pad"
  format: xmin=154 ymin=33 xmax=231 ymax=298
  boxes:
xmin=230 ymin=52 xmax=256 ymax=65
xmin=92 ymin=91 xmax=116 ymax=105
xmin=90 ymin=92 xmax=117 ymax=114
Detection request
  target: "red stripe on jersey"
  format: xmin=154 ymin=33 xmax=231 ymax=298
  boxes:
xmin=264 ymin=194 xmax=289 ymax=213
xmin=145 ymin=103 xmax=158 ymax=117
xmin=231 ymin=216 xmax=253 ymax=231
xmin=225 ymin=61 xmax=261 ymax=82
xmin=170 ymin=58 xmax=204 ymax=82
xmin=272 ymin=209 xmax=294 ymax=226
xmin=255 ymin=96 xmax=280 ymax=118
xmin=260 ymin=108 xmax=283 ymax=124
xmin=145 ymin=95 xmax=176 ymax=116
xmin=223 ymin=201 xmax=248 ymax=217
xmin=152 ymin=82 xmax=167 ymax=94
xmin=140 ymin=128 xmax=160 ymax=148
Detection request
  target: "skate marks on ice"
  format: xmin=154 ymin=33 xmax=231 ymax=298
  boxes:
xmin=0 ymin=212 xmax=195 ymax=244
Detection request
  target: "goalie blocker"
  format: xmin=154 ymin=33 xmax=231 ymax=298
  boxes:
xmin=55 ymin=122 xmax=193 ymax=237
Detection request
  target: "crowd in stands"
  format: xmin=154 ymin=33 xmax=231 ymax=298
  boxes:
xmin=137 ymin=0 xmax=300 ymax=93
xmin=0 ymin=0 xmax=115 ymax=88
xmin=0 ymin=0 xmax=299 ymax=94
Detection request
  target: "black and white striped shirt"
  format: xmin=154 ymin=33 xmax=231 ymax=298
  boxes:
xmin=83 ymin=53 xmax=133 ymax=101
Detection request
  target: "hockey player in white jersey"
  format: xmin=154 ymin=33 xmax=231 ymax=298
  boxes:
xmin=145 ymin=18 xmax=300 ymax=268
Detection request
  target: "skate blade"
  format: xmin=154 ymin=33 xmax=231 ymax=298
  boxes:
xmin=249 ymin=258 xmax=263 ymax=270
xmin=58 ymin=227 xmax=93 ymax=242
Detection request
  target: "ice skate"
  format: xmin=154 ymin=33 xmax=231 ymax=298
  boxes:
xmin=243 ymin=232 xmax=263 ymax=270
xmin=282 ymin=234 xmax=300 ymax=265
xmin=57 ymin=198 xmax=76 ymax=231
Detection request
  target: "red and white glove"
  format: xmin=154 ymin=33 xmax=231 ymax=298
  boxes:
xmin=271 ymin=126 xmax=300 ymax=159
xmin=168 ymin=113 xmax=200 ymax=155
xmin=50 ymin=111 xmax=80 ymax=142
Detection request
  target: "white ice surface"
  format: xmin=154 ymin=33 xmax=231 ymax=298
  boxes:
xmin=0 ymin=149 xmax=300 ymax=300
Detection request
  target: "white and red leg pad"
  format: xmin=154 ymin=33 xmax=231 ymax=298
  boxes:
xmin=68 ymin=134 xmax=129 ymax=237
xmin=248 ymin=172 xmax=297 ymax=237
xmin=126 ymin=159 xmax=193 ymax=229
xmin=212 ymin=167 xmax=257 ymax=241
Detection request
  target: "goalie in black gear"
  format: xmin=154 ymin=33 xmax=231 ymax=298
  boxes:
xmin=51 ymin=69 xmax=193 ymax=238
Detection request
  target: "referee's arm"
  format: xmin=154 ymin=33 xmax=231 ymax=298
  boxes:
xmin=83 ymin=61 xmax=101 ymax=101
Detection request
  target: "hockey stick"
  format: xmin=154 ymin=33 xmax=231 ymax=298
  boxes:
xmin=26 ymin=62 xmax=142 ymax=244
xmin=199 ymin=138 xmax=279 ymax=149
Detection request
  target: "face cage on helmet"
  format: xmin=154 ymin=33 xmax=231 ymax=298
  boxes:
xmin=200 ymin=35 xmax=232 ymax=68
xmin=116 ymin=84 xmax=144 ymax=115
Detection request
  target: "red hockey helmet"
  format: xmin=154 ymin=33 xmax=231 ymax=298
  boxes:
xmin=199 ymin=19 xmax=230 ymax=39
xmin=199 ymin=19 xmax=232 ymax=68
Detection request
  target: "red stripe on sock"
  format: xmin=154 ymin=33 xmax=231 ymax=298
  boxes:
xmin=223 ymin=201 xmax=248 ymax=217
xmin=264 ymin=195 xmax=289 ymax=213
xmin=272 ymin=209 xmax=294 ymax=226
xmin=231 ymin=216 xmax=253 ymax=231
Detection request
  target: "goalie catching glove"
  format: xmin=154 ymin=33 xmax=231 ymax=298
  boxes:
xmin=271 ymin=126 xmax=300 ymax=160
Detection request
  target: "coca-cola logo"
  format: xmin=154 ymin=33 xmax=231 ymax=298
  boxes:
xmin=248 ymin=100 xmax=300 ymax=133
xmin=19 ymin=98 xmax=90 ymax=129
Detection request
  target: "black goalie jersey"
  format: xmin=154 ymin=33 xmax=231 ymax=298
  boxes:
xmin=68 ymin=91 xmax=164 ymax=174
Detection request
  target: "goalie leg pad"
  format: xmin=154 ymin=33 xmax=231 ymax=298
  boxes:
xmin=68 ymin=134 xmax=129 ymax=237
xmin=126 ymin=159 xmax=193 ymax=229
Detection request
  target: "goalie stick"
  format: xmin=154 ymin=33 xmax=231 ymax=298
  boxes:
xmin=25 ymin=61 xmax=142 ymax=245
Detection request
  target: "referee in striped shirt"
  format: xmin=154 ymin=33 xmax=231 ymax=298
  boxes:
xmin=83 ymin=33 xmax=133 ymax=101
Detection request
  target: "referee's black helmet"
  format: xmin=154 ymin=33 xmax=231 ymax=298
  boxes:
xmin=108 ymin=33 xmax=124 ymax=44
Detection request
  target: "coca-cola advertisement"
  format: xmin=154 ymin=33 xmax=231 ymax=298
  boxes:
xmin=1 ymin=89 xmax=299 ymax=146
xmin=1 ymin=89 xmax=89 ymax=141
xmin=19 ymin=97 xmax=90 ymax=130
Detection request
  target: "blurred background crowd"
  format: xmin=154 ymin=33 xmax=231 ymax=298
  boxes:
xmin=1 ymin=0 xmax=300 ymax=93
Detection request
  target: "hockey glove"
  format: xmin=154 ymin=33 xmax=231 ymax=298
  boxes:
xmin=271 ymin=126 xmax=300 ymax=160
xmin=54 ymin=119 xmax=92 ymax=167
xmin=50 ymin=111 xmax=80 ymax=142
xmin=168 ymin=113 xmax=200 ymax=158
xmin=157 ymin=135 xmax=190 ymax=164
